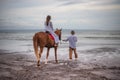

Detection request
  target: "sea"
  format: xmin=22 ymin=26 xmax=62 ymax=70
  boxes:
xmin=0 ymin=29 xmax=120 ymax=53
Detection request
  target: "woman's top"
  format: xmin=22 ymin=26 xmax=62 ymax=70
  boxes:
xmin=44 ymin=21 xmax=53 ymax=33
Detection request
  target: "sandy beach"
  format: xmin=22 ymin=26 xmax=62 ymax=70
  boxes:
xmin=0 ymin=47 xmax=120 ymax=80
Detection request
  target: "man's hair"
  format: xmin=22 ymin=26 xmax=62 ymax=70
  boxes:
xmin=71 ymin=30 xmax=75 ymax=35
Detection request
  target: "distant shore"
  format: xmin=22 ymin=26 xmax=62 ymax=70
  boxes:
xmin=0 ymin=47 xmax=120 ymax=80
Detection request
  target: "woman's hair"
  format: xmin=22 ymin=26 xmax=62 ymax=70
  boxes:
xmin=71 ymin=30 xmax=75 ymax=35
xmin=46 ymin=15 xmax=51 ymax=26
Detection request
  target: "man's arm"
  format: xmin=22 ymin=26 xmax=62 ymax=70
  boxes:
xmin=62 ymin=37 xmax=69 ymax=42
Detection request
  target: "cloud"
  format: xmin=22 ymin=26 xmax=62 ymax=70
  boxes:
xmin=58 ymin=0 xmax=120 ymax=6
xmin=0 ymin=0 xmax=120 ymax=30
xmin=0 ymin=0 xmax=61 ymax=11
xmin=58 ymin=0 xmax=120 ymax=11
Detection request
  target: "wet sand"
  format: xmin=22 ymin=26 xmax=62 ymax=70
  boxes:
xmin=0 ymin=47 xmax=120 ymax=80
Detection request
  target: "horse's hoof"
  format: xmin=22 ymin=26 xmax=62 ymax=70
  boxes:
xmin=56 ymin=60 xmax=58 ymax=63
xmin=37 ymin=64 xmax=40 ymax=66
xmin=37 ymin=60 xmax=40 ymax=66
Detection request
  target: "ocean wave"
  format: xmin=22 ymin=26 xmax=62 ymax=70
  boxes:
xmin=0 ymin=33 xmax=33 ymax=41
xmin=82 ymin=47 xmax=120 ymax=54
xmin=0 ymin=30 xmax=120 ymax=41
xmin=0 ymin=38 xmax=32 ymax=41
xmin=84 ymin=37 xmax=120 ymax=40
xmin=0 ymin=36 xmax=120 ymax=41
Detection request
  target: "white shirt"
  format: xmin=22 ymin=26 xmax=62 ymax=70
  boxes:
xmin=66 ymin=35 xmax=77 ymax=49
xmin=44 ymin=21 xmax=53 ymax=33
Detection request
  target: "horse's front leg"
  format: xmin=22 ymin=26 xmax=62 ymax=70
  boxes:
xmin=54 ymin=46 xmax=58 ymax=63
xmin=45 ymin=48 xmax=50 ymax=64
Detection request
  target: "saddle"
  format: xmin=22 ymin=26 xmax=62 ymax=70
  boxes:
xmin=46 ymin=31 xmax=54 ymax=40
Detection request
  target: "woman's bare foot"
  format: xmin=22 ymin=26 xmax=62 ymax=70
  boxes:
xmin=54 ymin=43 xmax=58 ymax=47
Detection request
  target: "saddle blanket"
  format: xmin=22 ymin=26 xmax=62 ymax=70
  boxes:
xmin=49 ymin=34 xmax=54 ymax=40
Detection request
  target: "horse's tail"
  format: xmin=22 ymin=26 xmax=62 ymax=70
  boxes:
xmin=33 ymin=33 xmax=39 ymax=60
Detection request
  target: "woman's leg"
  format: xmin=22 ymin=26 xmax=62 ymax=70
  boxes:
xmin=51 ymin=32 xmax=59 ymax=43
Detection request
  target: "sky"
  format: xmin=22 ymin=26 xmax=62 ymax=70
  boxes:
xmin=0 ymin=0 xmax=120 ymax=30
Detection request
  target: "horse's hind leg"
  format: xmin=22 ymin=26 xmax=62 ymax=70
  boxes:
xmin=45 ymin=48 xmax=50 ymax=64
xmin=37 ymin=47 xmax=44 ymax=66
xmin=36 ymin=51 xmax=40 ymax=66
xmin=34 ymin=43 xmax=40 ymax=66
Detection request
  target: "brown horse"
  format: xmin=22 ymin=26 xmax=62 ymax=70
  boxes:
xmin=33 ymin=29 xmax=62 ymax=66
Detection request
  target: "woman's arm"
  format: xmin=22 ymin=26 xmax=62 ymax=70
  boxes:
xmin=50 ymin=22 xmax=54 ymax=31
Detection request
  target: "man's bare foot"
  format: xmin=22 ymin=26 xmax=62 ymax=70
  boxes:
xmin=75 ymin=58 xmax=78 ymax=61
xmin=69 ymin=59 xmax=72 ymax=61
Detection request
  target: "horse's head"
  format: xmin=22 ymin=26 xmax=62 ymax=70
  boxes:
xmin=55 ymin=29 xmax=62 ymax=41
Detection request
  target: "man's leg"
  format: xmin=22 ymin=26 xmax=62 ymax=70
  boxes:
xmin=74 ymin=48 xmax=78 ymax=59
xmin=69 ymin=47 xmax=73 ymax=60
